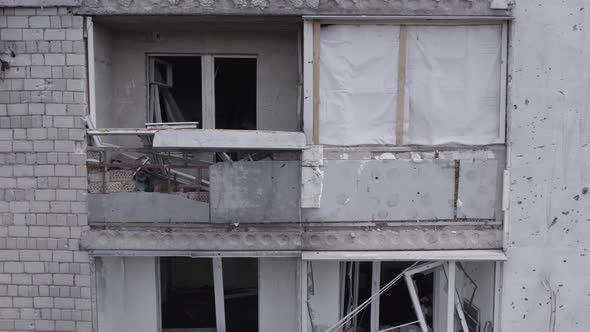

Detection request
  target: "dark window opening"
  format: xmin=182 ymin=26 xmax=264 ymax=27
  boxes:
xmin=160 ymin=257 xmax=216 ymax=329
xmin=342 ymin=261 xmax=434 ymax=331
xmin=379 ymin=261 xmax=434 ymax=330
xmin=151 ymin=56 xmax=202 ymax=125
xmin=223 ymin=258 xmax=258 ymax=332
xmin=214 ymin=57 xmax=257 ymax=130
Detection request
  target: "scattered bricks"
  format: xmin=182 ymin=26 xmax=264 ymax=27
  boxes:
xmin=0 ymin=297 xmax=13 ymax=307
xmin=12 ymin=141 xmax=33 ymax=152
xmin=104 ymin=182 xmax=122 ymax=193
xmin=24 ymin=262 xmax=45 ymax=274
xmin=53 ymin=116 xmax=73 ymax=128
xmin=46 ymin=103 xmax=66 ymax=115
xmin=0 ymin=142 xmax=12 ymax=152
xmin=29 ymin=226 xmax=49 ymax=238
xmin=0 ymin=250 xmax=19 ymax=261
xmin=4 ymin=262 xmax=24 ymax=273
xmin=34 ymin=165 xmax=54 ymax=177
xmin=56 ymin=189 xmax=76 ymax=201
xmin=54 ymin=141 xmax=75 ymax=153
xmin=53 ymin=274 xmax=73 ymax=286
xmin=65 ymin=29 xmax=82 ymax=41
xmin=33 ymin=297 xmax=53 ymax=309
xmin=1 ymin=29 xmax=23 ymax=40
xmin=23 ymin=29 xmax=43 ymax=41
xmin=30 ymin=66 xmax=52 ymax=78
xmin=6 ymin=16 xmax=27 ymax=28
xmin=66 ymin=54 xmax=84 ymax=66
xmin=49 ymin=201 xmax=70 ymax=213
xmin=7 ymin=104 xmax=27 ymax=116
xmin=66 ymin=79 xmax=84 ymax=92
xmin=35 ymin=189 xmax=55 ymax=201
xmin=49 ymin=227 xmax=69 ymax=238
xmin=44 ymin=54 xmax=65 ymax=66
xmin=53 ymin=251 xmax=72 ymax=263
xmin=19 ymin=250 xmax=40 ymax=261
xmin=44 ymin=29 xmax=65 ymax=40
xmin=87 ymin=182 xmax=101 ymax=194
xmin=122 ymin=181 xmax=137 ymax=192
xmin=109 ymin=169 xmax=134 ymax=182
xmin=29 ymin=16 xmax=50 ymax=28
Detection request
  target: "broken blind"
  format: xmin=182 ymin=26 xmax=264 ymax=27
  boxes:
xmin=318 ymin=24 xmax=504 ymax=146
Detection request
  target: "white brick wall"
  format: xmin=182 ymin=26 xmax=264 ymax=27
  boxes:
xmin=0 ymin=7 xmax=90 ymax=332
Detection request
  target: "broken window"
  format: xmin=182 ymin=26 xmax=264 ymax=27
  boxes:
xmin=160 ymin=257 xmax=258 ymax=332
xmin=307 ymin=260 xmax=500 ymax=332
xmin=215 ymin=57 xmax=257 ymax=130
xmin=149 ymin=55 xmax=257 ymax=130
xmin=316 ymin=23 xmax=506 ymax=146
xmin=160 ymin=257 xmax=216 ymax=330
xmin=149 ymin=56 xmax=203 ymax=124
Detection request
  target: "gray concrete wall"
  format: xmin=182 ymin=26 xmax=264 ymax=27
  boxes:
xmin=96 ymin=256 xmax=158 ymax=332
xmin=0 ymin=7 xmax=91 ymax=332
xmin=95 ymin=21 xmax=299 ymax=140
xmin=92 ymin=22 xmax=113 ymax=130
xmin=500 ymin=2 xmax=590 ymax=331
xmin=76 ymin=0 xmax=512 ymax=16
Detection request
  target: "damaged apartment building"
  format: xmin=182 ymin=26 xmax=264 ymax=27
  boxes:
xmin=1 ymin=0 xmax=590 ymax=331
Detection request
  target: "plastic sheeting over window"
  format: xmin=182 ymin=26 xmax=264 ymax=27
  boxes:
xmin=318 ymin=24 xmax=504 ymax=146
xmin=405 ymin=25 xmax=502 ymax=145
xmin=319 ymin=25 xmax=400 ymax=145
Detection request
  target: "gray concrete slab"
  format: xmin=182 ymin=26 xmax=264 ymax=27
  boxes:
xmin=81 ymin=225 xmax=503 ymax=251
xmin=88 ymin=192 xmax=210 ymax=223
xmin=303 ymin=159 xmax=456 ymax=222
xmin=457 ymin=159 xmax=499 ymax=219
xmin=77 ymin=0 xmax=511 ymax=16
xmin=210 ymin=161 xmax=301 ymax=223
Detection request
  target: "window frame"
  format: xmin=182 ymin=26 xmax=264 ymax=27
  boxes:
xmin=302 ymin=258 xmax=504 ymax=332
xmin=146 ymin=53 xmax=258 ymax=129
xmin=302 ymin=19 xmax=509 ymax=147
xmin=156 ymin=256 xmax=260 ymax=332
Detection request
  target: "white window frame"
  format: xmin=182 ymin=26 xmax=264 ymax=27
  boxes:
xmin=302 ymin=18 xmax=509 ymax=147
xmin=301 ymin=254 xmax=505 ymax=332
xmin=146 ymin=54 xmax=258 ymax=129
xmin=157 ymin=256 xmax=260 ymax=332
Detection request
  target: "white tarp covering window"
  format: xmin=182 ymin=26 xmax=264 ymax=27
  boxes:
xmin=318 ymin=24 xmax=503 ymax=146
xmin=405 ymin=25 xmax=502 ymax=145
xmin=319 ymin=25 xmax=400 ymax=145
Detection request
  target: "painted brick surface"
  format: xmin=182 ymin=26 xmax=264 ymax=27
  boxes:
xmin=0 ymin=7 xmax=90 ymax=332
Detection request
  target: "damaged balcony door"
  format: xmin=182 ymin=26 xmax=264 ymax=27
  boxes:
xmin=304 ymin=259 xmax=501 ymax=332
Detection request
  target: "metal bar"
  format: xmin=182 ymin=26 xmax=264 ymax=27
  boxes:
xmin=212 ymin=257 xmax=227 ymax=332
xmin=370 ymin=261 xmax=381 ymax=332
xmin=87 ymin=250 xmax=302 ymax=257
xmin=455 ymin=291 xmax=470 ymax=332
xmin=301 ymin=261 xmax=309 ymax=332
xmin=202 ymin=55 xmax=216 ymax=129
xmin=312 ymin=21 xmax=321 ymax=144
xmin=446 ymin=261 xmax=456 ymax=332
xmin=93 ymin=163 xmax=208 ymax=169
xmin=302 ymin=15 xmax=514 ymax=21
xmin=493 ymin=261 xmax=502 ymax=332
xmin=378 ymin=320 xmax=421 ymax=332
xmin=405 ymin=273 xmax=429 ymax=332
xmin=302 ymin=250 xmax=508 ymax=261
xmin=395 ymin=25 xmax=407 ymax=145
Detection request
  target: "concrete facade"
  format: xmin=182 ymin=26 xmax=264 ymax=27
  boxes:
xmin=0 ymin=1 xmax=589 ymax=332
xmin=0 ymin=6 xmax=91 ymax=332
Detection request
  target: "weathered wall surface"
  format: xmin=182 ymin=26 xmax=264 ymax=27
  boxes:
xmin=76 ymin=0 xmax=511 ymax=16
xmin=0 ymin=7 xmax=90 ymax=332
xmin=95 ymin=21 xmax=299 ymax=138
xmin=501 ymin=1 xmax=590 ymax=331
